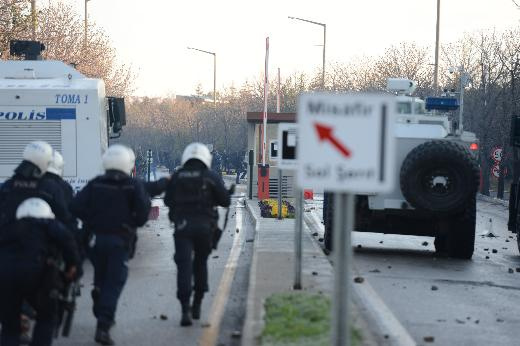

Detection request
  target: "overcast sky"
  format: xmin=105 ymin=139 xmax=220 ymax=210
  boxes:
xmin=60 ymin=1 xmax=520 ymax=97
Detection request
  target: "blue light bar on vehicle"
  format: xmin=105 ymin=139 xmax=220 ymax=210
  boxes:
xmin=425 ymin=97 xmax=459 ymax=111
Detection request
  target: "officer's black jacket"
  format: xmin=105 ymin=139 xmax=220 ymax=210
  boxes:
xmin=43 ymin=172 xmax=74 ymax=205
xmin=0 ymin=218 xmax=80 ymax=270
xmin=0 ymin=161 xmax=70 ymax=230
xmin=70 ymin=170 xmax=151 ymax=237
xmin=164 ymin=160 xmax=231 ymax=227
xmin=42 ymin=172 xmax=77 ymax=229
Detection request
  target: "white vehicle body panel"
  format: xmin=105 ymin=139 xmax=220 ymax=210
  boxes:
xmin=367 ymin=98 xmax=479 ymax=211
xmin=0 ymin=61 xmax=108 ymax=191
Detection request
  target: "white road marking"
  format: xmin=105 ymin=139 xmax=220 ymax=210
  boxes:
xmin=199 ymin=197 xmax=245 ymax=346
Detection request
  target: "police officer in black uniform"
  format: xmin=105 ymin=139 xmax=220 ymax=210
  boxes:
xmin=164 ymin=142 xmax=231 ymax=326
xmin=43 ymin=151 xmax=73 ymax=205
xmin=41 ymin=150 xmax=88 ymax=260
xmin=0 ymin=198 xmax=80 ymax=346
xmin=0 ymin=142 xmax=79 ymax=345
xmin=0 ymin=141 xmax=70 ymax=230
xmin=70 ymin=144 xmax=150 ymax=345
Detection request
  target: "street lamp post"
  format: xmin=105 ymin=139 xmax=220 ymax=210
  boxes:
xmin=31 ymin=0 xmax=37 ymax=40
xmin=187 ymin=47 xmax=217 ymax=109
xmin=84 ymin=0 xmax=91 ymax=49
xmin=288 ymin=16 xmax=326 ymax=89
xmin=433 ymin=0 xmax=441 ymax=93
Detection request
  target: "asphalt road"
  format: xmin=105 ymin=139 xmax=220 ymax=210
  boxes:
xmin=306 ymin=195 xmax=520 ymax=346
xmin=54 ymin=188 xmax=253 ymax=346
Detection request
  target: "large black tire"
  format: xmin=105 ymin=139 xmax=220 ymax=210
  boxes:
xmin=323 ymin=192 xmax=333 ymax=252
xmin=400 ymin=141 xmax=479 ymax=214
xmin=509 ymin=182 xmax=518 ymax=232
xmin=435 ymin=197 xmax=476 ymax=259
xmin=516 ymin=199 xmax=520 ymax=254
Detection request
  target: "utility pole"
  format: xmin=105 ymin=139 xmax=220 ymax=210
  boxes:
xmin=433 ymin=0 xmax=441 ymax=93
xmin=31 ymin=0 xmax=37 ymax=40
xmin=322 ymin=24 xmax=326 ymax=88
xmin=84 ymin=0 xmax=90 ymax=49
xmin=213 ymin=53 xmax=216 ymax=108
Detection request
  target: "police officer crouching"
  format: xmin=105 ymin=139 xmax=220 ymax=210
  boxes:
xmin=70 ymin=144 xmax=150 ymax=345
xmin=0 ymin=198 xmax=80 ymax=346
xmin=164 ymin=143 xmax=231 ymax=326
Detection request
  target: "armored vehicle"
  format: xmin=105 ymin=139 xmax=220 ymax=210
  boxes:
xmin=323 ymin=78 xmax=480 ymax=259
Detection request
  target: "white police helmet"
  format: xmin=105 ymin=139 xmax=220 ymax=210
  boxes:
xmin=102 ymin=144 xmax=135 ymax=175
xmin=181 ymin=143 xmax=212 ymax=169
xmin=47 ymin=150 xmax=64 ymax=177
xmin=22 ymin=141 xmax=53 ymax=174
xmin=16 ymin=198 xmax=55 ymax=220
xmin=126 ymin=147 xmax=136 ymax=165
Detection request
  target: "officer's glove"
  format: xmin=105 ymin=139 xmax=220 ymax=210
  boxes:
xmin=65 ymin=266 xmax=78 ymax=281
xmin=228 ymin=184 xmax=236 ymax=195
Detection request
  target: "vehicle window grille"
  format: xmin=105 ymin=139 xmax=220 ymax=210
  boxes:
xmin=0 ymin=121 xmax=62 ymax=165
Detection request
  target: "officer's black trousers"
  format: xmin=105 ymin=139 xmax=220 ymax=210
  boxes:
xmin=89 ymin=234 xmax=129 ymax=328
xmin=0 ymin=264 xmax=56 ymax=346
xmin=174 ymin=231 xmax=212 ymax=305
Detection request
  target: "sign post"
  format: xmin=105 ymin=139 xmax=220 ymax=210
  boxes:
xmin=277 ymin=123 xmax=301 ymax=288
xmin=278 ymin=167 xmax=283 ymax=220
xmin=248 ymin=150 xmax=254 ymax=200
xmin=297 ymin=93 xmax=396 ymax=346
xmin=491 ymin=146 xmax=503 ymax=179
xmin=146 ymin=149 xmax=153 ymax=182
xmin=293 ymin=189 xmax=303 ymax=289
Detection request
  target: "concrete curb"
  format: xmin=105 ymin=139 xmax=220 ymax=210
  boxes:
xmin=242 ymin=200 xmax=261 ymax=346
xmin=477 ymin=193 xmax=509 ymax=207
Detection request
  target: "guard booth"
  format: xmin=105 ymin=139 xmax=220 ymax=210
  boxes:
xmin=246 ymin=112 xmax=296 ymax=199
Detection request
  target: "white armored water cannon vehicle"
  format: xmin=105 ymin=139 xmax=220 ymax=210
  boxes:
xmin=0 ymin=40 xmax=126 ymax=191
xmin=323 ymin=78 xmax=480 ymax=259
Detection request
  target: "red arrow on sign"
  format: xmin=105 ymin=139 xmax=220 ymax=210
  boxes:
xmin=314 ymin=123 xmax=352 ymax=158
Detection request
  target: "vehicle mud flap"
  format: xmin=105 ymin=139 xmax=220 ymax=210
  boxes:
xmin=508 ymin=182 xmax=518 ymax=232
xmin=515 ymin=199 xmax=520 ymax=253
xmin=400 ymin=140 xmax=479 ymax=214
xmin=445 ymin=197 xmax=476 ymax=259
xmin=323 ymin=192 xmax=333 ymax=252
xmin=434 ymin=220 xmax=449 ymax=255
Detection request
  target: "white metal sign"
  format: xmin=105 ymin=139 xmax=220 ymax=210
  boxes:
xmin=492 ymin=164 xmax=501 ymax=178
xmin=277 ymin=123 xmax=298 ymax=170
xmin=297 ymin=93 xmax=397 ymax=193
xmin=491 ymin=147 xmax=503 ymax=162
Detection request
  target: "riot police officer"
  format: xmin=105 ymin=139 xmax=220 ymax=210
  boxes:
xmin=43 ymin=151 xmax=73 ymax=204
xmin=42 ymin=151 xmax=86 ymax=259
xmin=0 ymin=198 xmax=80 ymax=346
xmin=164 ymin=143 xmax=231 ymax=326
xmin=70 ymin=144 xmax=150 ymax=345
xmin=0 ymin=142 xmax=71 ymax=232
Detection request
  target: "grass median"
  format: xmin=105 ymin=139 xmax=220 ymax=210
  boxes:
xmin=261 ymin=292 xmax=362 ymax=346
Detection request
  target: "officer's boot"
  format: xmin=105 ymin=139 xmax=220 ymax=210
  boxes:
xmin=192 ymin=292 xmax=204 ymax=320
xmin=180 ymin=303 xmax=193 ymax=327
xmin=95 ymin=322 xmax=115 ymax=346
